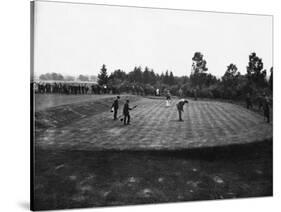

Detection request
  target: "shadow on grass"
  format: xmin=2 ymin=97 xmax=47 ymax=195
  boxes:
xmin=33 ymin=139 xmax=273 ymax=211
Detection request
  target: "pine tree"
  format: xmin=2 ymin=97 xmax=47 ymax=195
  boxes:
xmin=163 ymin=70 xmax=169 ymax=84
xmin=98 ymin=64 xmax=108 ymax=86
xmin=169 ymin=71 xmax=175 ymax=85
xmin=143 ymin=67 xmax=151 ymax=84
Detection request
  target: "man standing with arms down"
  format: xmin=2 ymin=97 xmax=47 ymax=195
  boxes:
xmin=176 ymin=99 xmax=189 ymax=121
xmin=111 ymin=96 xmax=120 ymax=120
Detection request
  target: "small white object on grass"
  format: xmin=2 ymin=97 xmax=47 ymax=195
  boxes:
xmin=213 ymin=176 xmax=224 ymax=184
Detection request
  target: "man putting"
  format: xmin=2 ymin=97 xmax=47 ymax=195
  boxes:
xmin=176 ymin=99 xmax=189 ymax=121
xmin=111 ymin=96 xmax=120 ymax=120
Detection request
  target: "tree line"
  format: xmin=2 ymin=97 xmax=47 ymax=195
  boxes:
xmin=97 ymin=52 xmax=272 ymax=100
xmin=38 ymin=51 xmax=273 ymax=101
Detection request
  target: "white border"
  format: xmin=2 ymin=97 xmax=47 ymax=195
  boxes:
xmin=0 ymin=0 xmax=279 ymax=211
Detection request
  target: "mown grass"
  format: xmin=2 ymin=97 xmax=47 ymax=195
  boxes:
xmin=33 ymin=140 xmax=272 ymax=210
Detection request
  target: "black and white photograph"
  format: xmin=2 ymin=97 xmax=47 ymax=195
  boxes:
xmin=31 ymin=0 xmax=273 ymax=211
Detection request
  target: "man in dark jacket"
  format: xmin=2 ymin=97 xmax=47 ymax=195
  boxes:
xmin=111 ymin=96 xmax=120 ymax=120
xmin=262 ymin=94 xmax=271 ymax=123
xmin=123 ymin=100 xmax=132 ymax=125
xmin=123 ymin=100 xmax=137 ymax=125
xmin=176 ymin=99 xmax=189 ymax=121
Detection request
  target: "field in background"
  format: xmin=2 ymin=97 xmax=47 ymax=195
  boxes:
xmin=35 ymin=94 xmax=128 ymax=111
xmin=33 ymin=94 xmax=273 ymax=210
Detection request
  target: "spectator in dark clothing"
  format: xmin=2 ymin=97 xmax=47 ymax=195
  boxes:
xmin=111 ymin=96 xmax=120 ymax=120
xmin=178 ymin=88 xmax=183 ymax=98
xmin=262 ymin=95 xmax=271 ymax=123
xmin=193 ymin=89 xmax=198 ymax=101
xmin=176 ymin=99 xmax=189 ymax=121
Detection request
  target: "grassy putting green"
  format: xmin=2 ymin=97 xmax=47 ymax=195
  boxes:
xmin=35 ymin=95 xmax=272 ymax=150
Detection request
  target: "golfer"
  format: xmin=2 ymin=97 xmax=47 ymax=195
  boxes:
xmin=176 ymin=99 xmax=189 ymax=121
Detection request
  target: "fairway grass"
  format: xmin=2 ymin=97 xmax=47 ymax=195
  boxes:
xmin=35 ymin=96 xmax=272 ymax=150
xmin=34 ymin=94 xmax=134 ymax=111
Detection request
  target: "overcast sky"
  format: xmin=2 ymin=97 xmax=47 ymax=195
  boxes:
xmin=33 ymin=0 xmax=273 ymax=77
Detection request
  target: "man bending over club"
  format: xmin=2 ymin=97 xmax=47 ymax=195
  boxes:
xmin=176 ymin=99 xmax=189 ymax=121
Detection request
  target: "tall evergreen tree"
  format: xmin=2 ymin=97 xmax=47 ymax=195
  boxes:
xmin=160 ymin=72 xmax=165 ymax=83
xmin=143 ymin=67 xmax=151 ymax=84
xmin=163 ymin=70 xmax=170 ymax=84
xmin=98 ymin=64 xmax=108 ymax=86
xmin=169 ymin=71 xmax=175 ymax=85
xmin=150 ymin=69 xmax=157 ymax=85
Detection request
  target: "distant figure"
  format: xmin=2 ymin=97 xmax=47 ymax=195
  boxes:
xmin=246 ymin=93 xmax=253 ymax=109
xmin=193 ymin=89 xmax=198 ymax=101
xmin=262 ymin=94 xmax=271 ymax=123
xmin=156 ymin=88 xmax=160 ymax=96
xmin=166 ymin=90 xmax=171 ymax=107
xmin=111 ymin=96 xmax=120 ymax=120
xmin=178 ymin=88 xmax=183 ymax=98
xmin=122 ymin=100 xmax=137 ymax=125
xmin=176 ymin=99 xmax=189 ymax=121
xmin=256 ymin=94 xmax=264 ymax=111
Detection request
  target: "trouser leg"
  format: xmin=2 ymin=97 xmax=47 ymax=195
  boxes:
xmin=124 ymin=115 xmax=127 ymax=125
xmin=178 ymin=110 xmax=182 ymax=121
xmin=114 ymin=110 xmax=117 ymax=120
xmin=127 ymin=114 xmax=130 ymax=124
